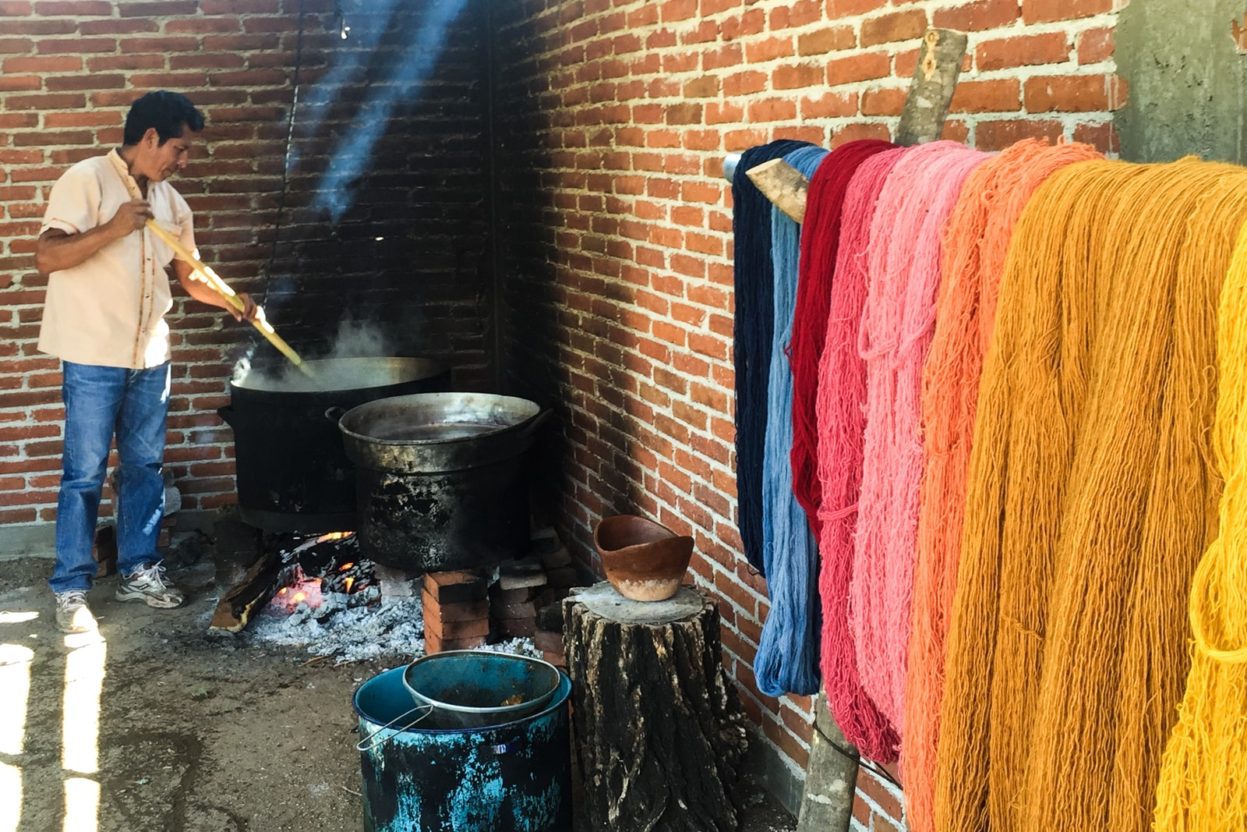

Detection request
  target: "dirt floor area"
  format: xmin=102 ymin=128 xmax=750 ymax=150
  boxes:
xmin=0 ymin=552 xmax=797 ymax=832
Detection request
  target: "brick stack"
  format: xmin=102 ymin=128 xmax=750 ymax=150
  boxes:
xmin=528 ymin=527 xmax=585 ymax=669
xmin=490 ymin=558 xmax=546 ymax=640
xmin=421 ymin=570 xmax=490 ymax=654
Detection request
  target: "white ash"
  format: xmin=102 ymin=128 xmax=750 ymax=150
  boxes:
xmin=244 ymin=589 xmax=426 ymax=665
xmin=238 ymin=589 xmax=540 ymax=664
xmin=475 ymin=637 xmax=541 ymax=660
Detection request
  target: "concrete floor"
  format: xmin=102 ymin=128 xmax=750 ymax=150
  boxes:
xmin=0 ymin=553 xmax=796 ymax=831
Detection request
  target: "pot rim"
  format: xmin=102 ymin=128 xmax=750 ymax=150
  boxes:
xmin=338 ymin=392 xmax=544 ymax=448
xmin=230 ymin=356 xmax=449 ymax=395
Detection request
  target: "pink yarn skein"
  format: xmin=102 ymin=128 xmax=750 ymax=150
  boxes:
xmin=849 ymin=141 xmax=990 ymax=737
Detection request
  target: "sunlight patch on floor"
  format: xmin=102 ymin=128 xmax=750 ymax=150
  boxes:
xmin=62 ymin=632 xmax=106 ymax=832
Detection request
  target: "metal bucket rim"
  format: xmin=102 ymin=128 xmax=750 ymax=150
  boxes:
xmin=401 ymin=650 xmax=562 ymax=721
xmin=354 ymin=663 xmax=571 ymax=736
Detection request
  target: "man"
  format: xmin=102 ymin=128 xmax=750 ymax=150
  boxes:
xmin=35 ymin=91 xmax=257 ymax=633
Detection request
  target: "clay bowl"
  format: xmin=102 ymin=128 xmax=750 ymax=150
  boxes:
xmin=593 ymin=515 xmax=694 ymax=602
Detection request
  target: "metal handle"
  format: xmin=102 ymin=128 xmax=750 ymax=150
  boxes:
xmin=355 ymin=704 xmax=433 ymax=752
xmin=324 ymin=406 xmax=346 ymax=425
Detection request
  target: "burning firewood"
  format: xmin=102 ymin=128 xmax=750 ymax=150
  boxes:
xmin=210 ymin=531 xmax=374 ymax=633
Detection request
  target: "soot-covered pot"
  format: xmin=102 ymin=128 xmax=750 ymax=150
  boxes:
xmin=337 ymin=392 xmax=551 ymax=572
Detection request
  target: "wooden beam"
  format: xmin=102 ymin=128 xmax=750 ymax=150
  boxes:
xmin=746 ymin=158 xmax=809 ymax=223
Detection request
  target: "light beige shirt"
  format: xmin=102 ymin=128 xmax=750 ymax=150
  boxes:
xmin=38 ymin=149 xmax=196 ymax=370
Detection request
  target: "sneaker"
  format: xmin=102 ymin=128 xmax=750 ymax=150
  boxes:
xmin=56 ymin=591 xmax=98 ymax=634
xmin=116 ymin=563 xmax=185 ymax=609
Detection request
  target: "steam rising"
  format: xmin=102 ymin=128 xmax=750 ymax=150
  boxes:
xmin=232 ymin=317 xmax=397 ymax=392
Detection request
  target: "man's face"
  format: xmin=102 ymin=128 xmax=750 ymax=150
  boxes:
xmin=140 ymin=125 xmax=197 ymax=182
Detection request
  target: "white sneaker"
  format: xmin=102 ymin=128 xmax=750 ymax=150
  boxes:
xmin=115 ymin=563 xmax=185 ymax=609
xmin=56 ymin=591 xmax=98 ymax=633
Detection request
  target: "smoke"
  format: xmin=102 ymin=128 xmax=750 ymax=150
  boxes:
xmin=288 ymin=0 xmax=403 ymax=174
xmin=311 ymin=0 xmax=470 ymax=223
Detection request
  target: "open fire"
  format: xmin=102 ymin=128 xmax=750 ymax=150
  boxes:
xmin=266 ymin=531 xmax=377 ymax=615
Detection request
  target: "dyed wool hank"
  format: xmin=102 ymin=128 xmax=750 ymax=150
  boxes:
xmin=1021 ymin=163 xmax=1247 ymax=832
xmin=754 ymin=144 xmax=828 ymax=697
xmin=815 ymin=146 xmax=908 ymax=762
xmin=1154 ymin=217 xmax=1247 ymax=832
xmin=849 ymin=141 xmax=989 ymax=735
xmin=934 ymin=159 xmax=1146 ymax=832
xmin=788 ymin=139 xmax=896 ymax=541
xmin=900 ymin=139 xmax=1100 ymax=832
xmin=732 ymin=139 xmax=816 ymax=575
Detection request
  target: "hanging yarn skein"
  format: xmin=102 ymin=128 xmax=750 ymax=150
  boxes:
xmin=1020 ymin=162 xmax=1247 ymax=832
xmin=900 ymin=139 xmax=1100 ymax=832
xmin=732 ymin=139 xmax=816 ymax=576
xmin=788 ymin=139 xmax=896 ymax=540
xmin=816 ymin=146 xmax=908 ymax=763
xmin=754 ymin=145 xmax=830 ymax=697
xmin=1154 ymin=217 xmax=1247 ymax=832
xmin=1105 ymin=172 xmax=1247 ymax=832
xmin=849 ymin=141 xmax=989 ymax=736
xmin=935 ymin=159 xmax=1145 ymax=832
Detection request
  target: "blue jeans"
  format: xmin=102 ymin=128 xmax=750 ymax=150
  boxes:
xmin=50 ymin=361 xmax=170 ymax=594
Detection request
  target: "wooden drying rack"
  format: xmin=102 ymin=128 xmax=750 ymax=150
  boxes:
xmin=720 ymin=28 xmax=968 ymax=831
xmin=725 ymin=28 xmax=967 ymax=222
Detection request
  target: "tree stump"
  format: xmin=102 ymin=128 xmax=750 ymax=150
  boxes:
xmin=563 ymin=582 xmax=748 ymax=831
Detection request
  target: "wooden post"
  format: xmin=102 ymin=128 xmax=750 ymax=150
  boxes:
xmin=563 ymin=582 xmax=748 ymax=831
xmin=896 ymin=28 xmax=969 ymax=146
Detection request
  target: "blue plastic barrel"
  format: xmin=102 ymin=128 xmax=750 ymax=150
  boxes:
xmin=354 ymin=665 xmax=573 ymax=831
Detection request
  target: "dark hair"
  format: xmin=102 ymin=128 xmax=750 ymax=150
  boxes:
xmin=122 ymin=91 xmax=205 ymax=146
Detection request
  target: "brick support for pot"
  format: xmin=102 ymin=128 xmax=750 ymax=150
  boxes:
xmin=563 ymin=582 xmax=747 ymax=831
xmin=422 ymin=570 xmax=490 ymax=653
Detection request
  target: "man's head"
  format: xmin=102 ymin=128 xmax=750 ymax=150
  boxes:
xmin=122 ymin=91 xmax=205 ymax=182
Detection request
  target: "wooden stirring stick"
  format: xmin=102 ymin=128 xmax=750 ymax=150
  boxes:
xmin=144 ymin=219 xmax=313 ymax=377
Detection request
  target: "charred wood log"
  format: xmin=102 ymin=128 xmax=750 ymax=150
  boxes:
xmin=209 ymin=549 xmax=282 ymax=633
xmin=563 ymin=582 xmax=747 ymax=831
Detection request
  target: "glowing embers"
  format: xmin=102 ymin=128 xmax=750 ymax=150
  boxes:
xmin=265 ymin=532 xmax=377 ymax=617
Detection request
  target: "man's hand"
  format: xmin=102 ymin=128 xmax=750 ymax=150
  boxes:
xmin=233 ymin=292 xmax=259 ymax=323
xmin=108 ymin=199 xmax=154 ymax=236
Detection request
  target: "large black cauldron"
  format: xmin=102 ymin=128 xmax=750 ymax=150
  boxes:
xmin=220 ymin=357 xmax=449 ymax=532
xmin=338 ymin=393 xmax=549 ymax=572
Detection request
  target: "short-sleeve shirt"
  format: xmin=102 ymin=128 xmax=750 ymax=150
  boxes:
xmin=38 ymin=149 xmax=196 ymax=370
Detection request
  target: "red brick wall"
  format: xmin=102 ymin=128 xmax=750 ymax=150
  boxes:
xmin=490 ymin=0 xmax=1123 ymax=820
xmin=0 ymin=0 xmax=492 ymax=523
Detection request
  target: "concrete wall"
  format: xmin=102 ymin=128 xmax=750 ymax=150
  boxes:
xmin=1117 ymin=0 xmax=1247 ymax=163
